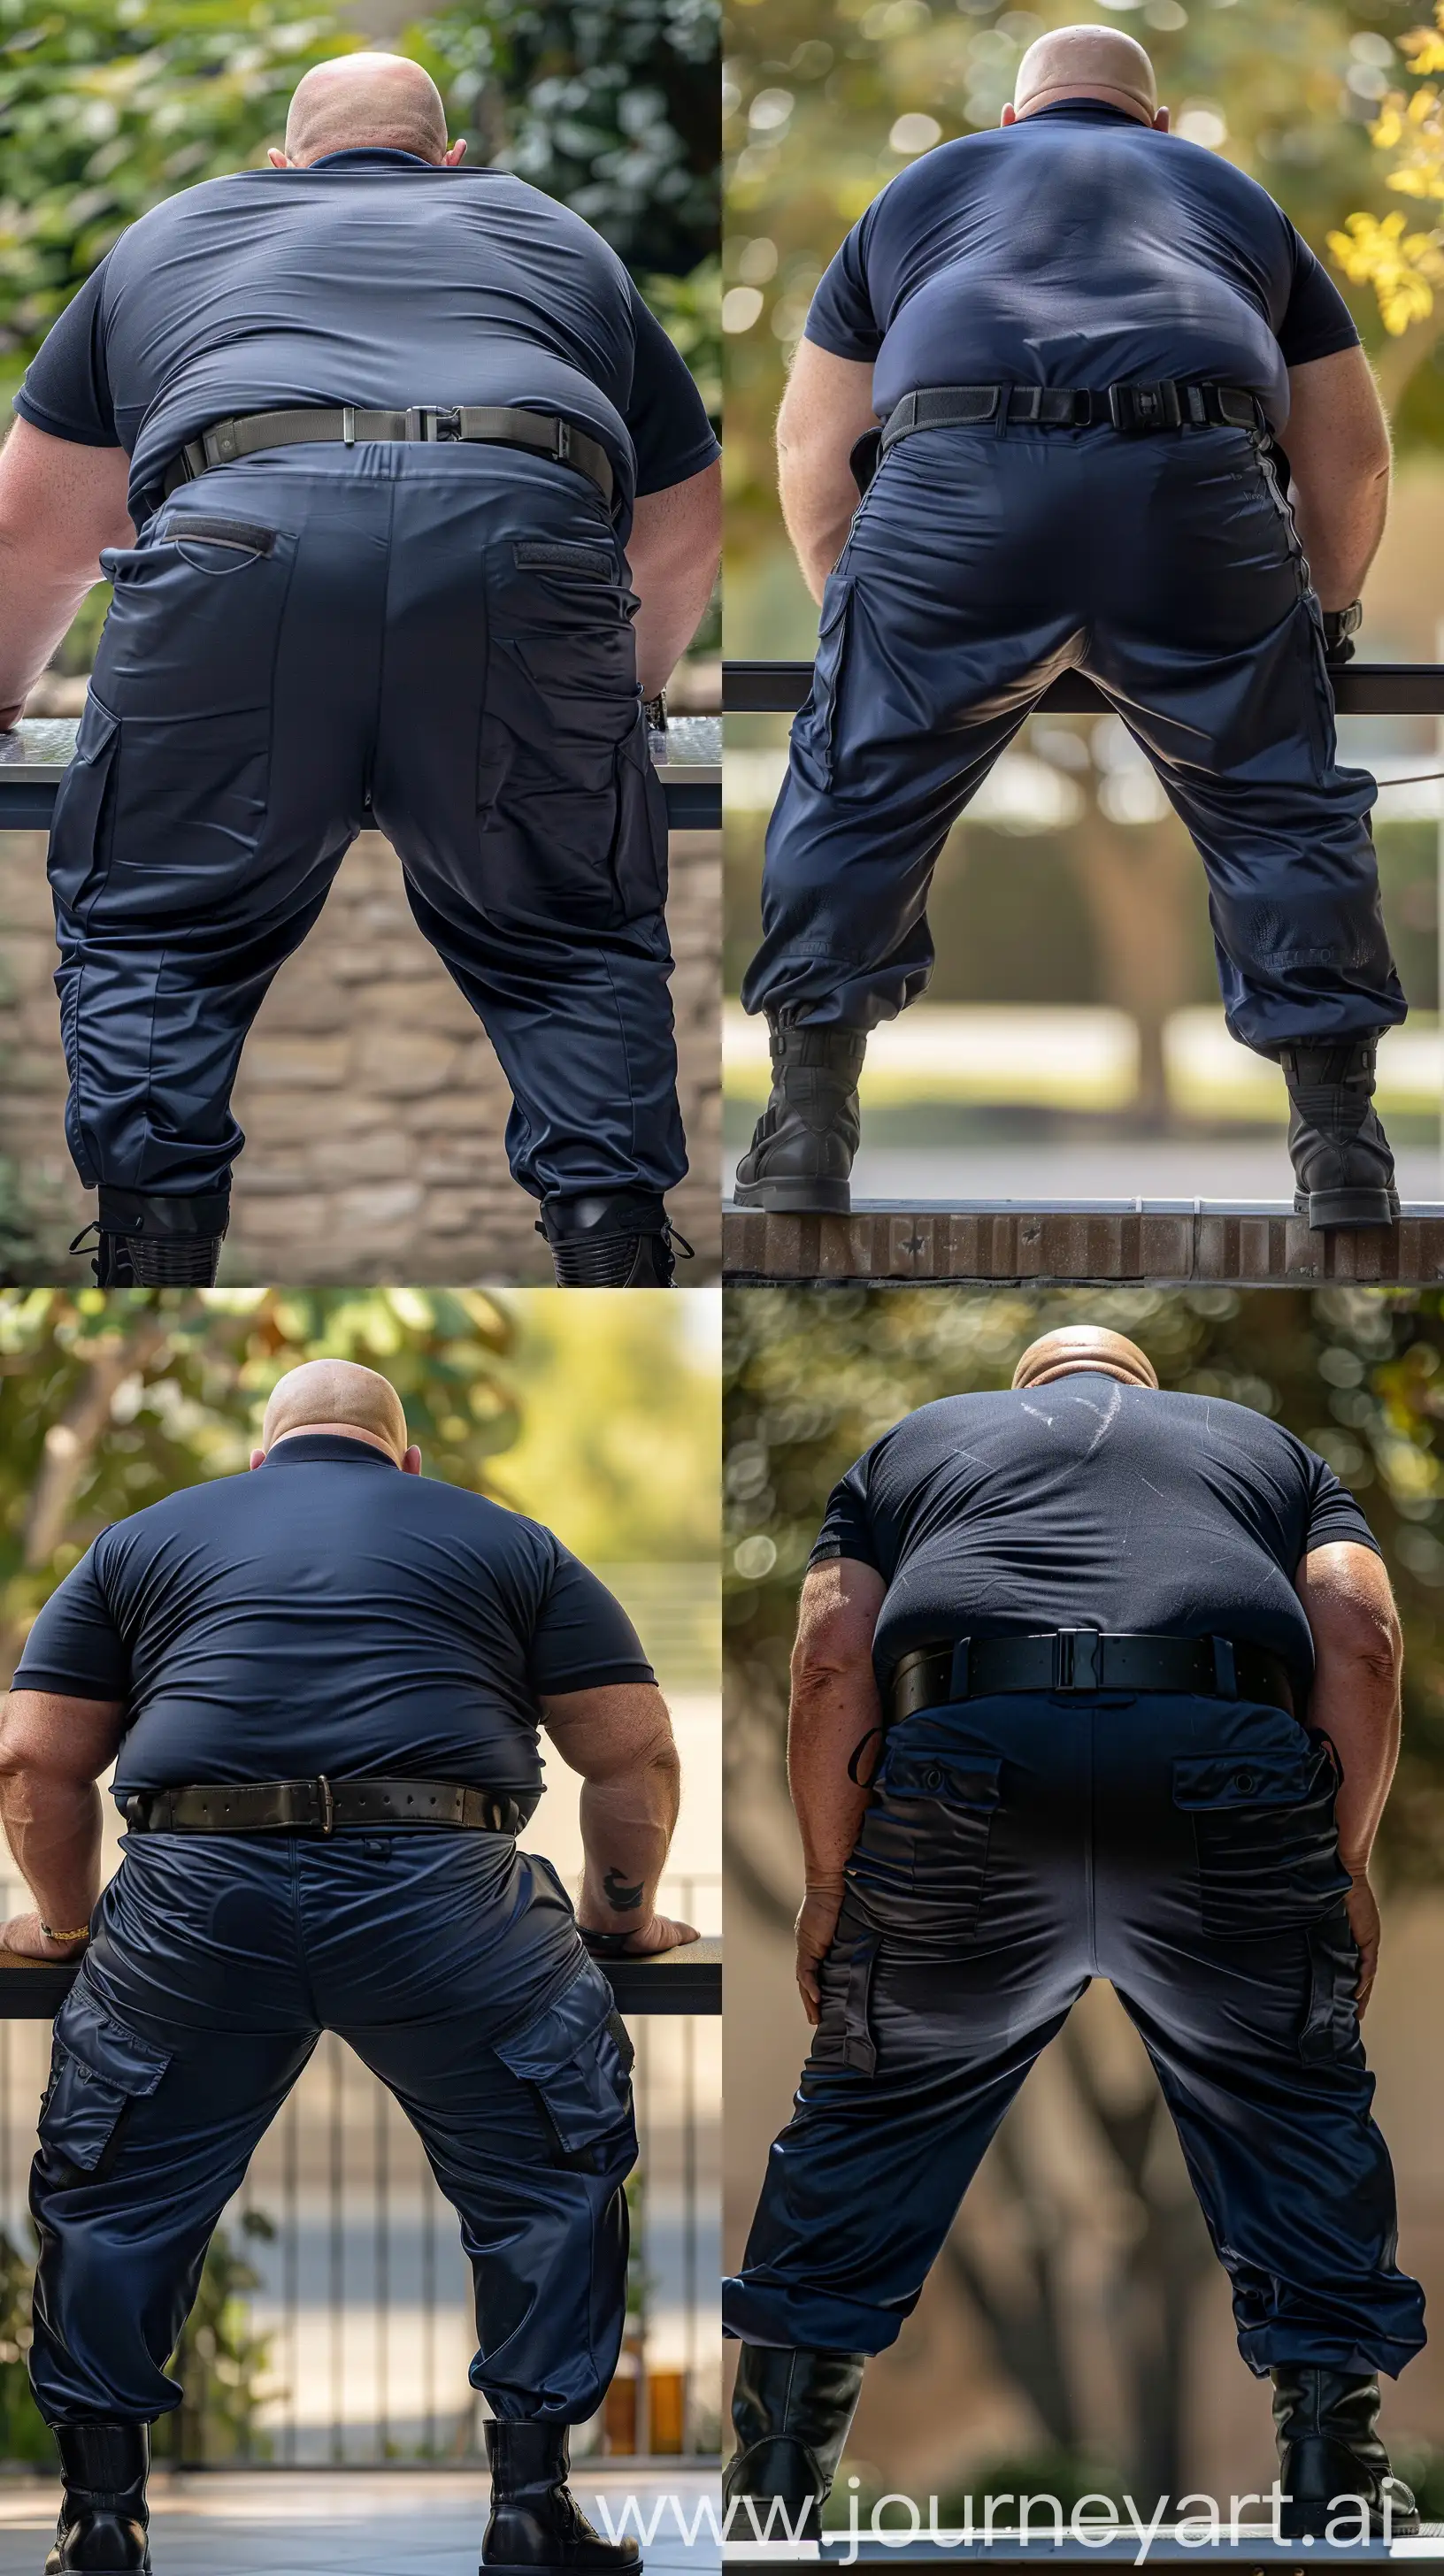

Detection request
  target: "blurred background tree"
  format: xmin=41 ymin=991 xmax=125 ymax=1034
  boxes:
xmin=725 ymin=1286 xmax=1444 ymax=2508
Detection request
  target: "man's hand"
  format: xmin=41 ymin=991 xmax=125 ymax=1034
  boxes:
xmin=580 ymin=1910 xmax=699 ymax=1957
xmin=0 ymin=1910 xmax=88 ymax=1961
xmin=795 ymin=1878 xmax=845 ymax=2025
xmin=1343 ymin=1866 xmax=1381 ymax=2017
xmin=0 ymin=703 xmax=24 ymax=734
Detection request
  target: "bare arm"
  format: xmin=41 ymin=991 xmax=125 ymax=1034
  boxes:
xmin=0 ymin=1690 xmax=126 ymax=1959
xmin=1294 ymin=1538 xmax=1403 ymax=2013
xmin=625 ymin=461 xmax=720 ymax=700
xmin=1282 ymin=345 xmax=1392 ymax=614
xmin=787 ymin=1555 xmax=887 ymax=2020
xmin=776 ymin=343 xmax=881 ymax=607
xmin=542 ymin=1681 xmax=697 ymax=1956
xmin=0 ymin=421 xmax=134 ymax=729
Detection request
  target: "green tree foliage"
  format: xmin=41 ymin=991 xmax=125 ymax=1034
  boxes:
xmin=726 ymin=1285 xmax=1444 ymax=1889
xmin=724 ymin=0 xmax=1442 ymax=585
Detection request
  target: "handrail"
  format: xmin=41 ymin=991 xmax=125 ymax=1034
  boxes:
xmin=0 ymin=1934 xmax=721 ymax=2020
xmin=722 ymin=660 xmax=1444 ymax=717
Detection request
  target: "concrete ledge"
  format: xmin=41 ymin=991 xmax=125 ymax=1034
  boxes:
xmin=0 ymin=1936 xmax=721 ymax=2020
xmin=722 ymin=1202 xmax=1444 ymax=1286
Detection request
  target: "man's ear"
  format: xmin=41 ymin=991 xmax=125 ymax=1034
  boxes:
xmin=250 ymin=1448 xmax=266 ymax=1469
xmin=444 ymin=139 xmax=467 ymax=165
xmin=1000 ymin=103 xmax=1017 ymax=125
xmin=266 ymin=148 xmax=292 ymax=168
xmin=402 ymin=1445 xmax=423 ymax=1476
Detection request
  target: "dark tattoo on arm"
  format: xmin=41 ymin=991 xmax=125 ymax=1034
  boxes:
xmin=603 ymin=1868 xmax=645 ymax=1913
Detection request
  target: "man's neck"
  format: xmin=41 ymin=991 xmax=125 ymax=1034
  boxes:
xmin=268 ymin=1422 xmax=400 ymax=1460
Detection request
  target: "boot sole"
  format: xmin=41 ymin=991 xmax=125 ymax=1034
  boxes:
xmin=1296 ymin=1188 xmax=1399 ymax=1230
xmin=732 ymin=1180 xmax=851 ymax=1215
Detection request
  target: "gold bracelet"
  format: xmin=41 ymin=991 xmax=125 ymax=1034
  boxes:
xmin=39 ymin=1924 xmax=89 ymax=1945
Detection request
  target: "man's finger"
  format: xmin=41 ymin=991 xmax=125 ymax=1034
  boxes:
xmin=643 ymin=1915 xmax=699 ymax=1953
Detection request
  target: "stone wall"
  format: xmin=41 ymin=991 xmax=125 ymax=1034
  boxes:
xmin=0 ymin=827 xmax=719 ymax=1284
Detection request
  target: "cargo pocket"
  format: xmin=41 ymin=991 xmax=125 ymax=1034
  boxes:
xmin=1173 ymin=1731 xmax=1351 ymax=1936
xmin=793 ymin=580 xmax=853 ymax=791
xmin=36 ymin=1986 xmax=170 ymax=2183
xmin=48 ymin=696 xmax=119 ymax=920
xmin=494 ymin=1962 xmax=638 ymax=2174
xmin=845 ymin=1748 xmax=1002 ymax=1953
xmin=1299 ymin=1908 xmax=1363 ymax=2064
xmin=810 ymin=1927 xmax=879 ymax=2077
xmin=480 ymin=540 xmax=648 ymax=926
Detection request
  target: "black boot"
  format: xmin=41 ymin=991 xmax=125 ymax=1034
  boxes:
xmin=1271 ymin=2365 xmax=1419 ymax=2539
xmin=480 ymin=2422 xmax=641 ymax=2575
xmin=723 ymin=2344 xmax=866 ymax=2544
xmin=733 ymin=1025 xmax=866 ymax=1216
xmin=1279 ymin=1041 xmax=1399 ymax=1230
xmin=538 ymin=1195 xmax=692 ymax=1288
xmin=46 ymin=2422 xmax=150 ymax=2574
xmin=78 ymin=1192 xmax=229 ymax=1288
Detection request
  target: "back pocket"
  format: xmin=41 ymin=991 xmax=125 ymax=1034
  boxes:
xmin=36 ymin=1984 xmax=170 ymax=2182
xmin=494 ymin=1962 xmax=638 ymax=2174
xmin=845 ymin=1746 xmax=1002 ymax=1952
xmin=1173 ymin=1731 xmax=1350 ymax=1936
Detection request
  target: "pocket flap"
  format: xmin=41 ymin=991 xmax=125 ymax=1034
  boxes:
xmin=882 ymin=1750 xmax=1002 ymax=1808
xmin=513 ymin=540 xmax=615 ymax=576
xmin=494 ymin=1961 xmax=634 ymax=2151
xmin=1173 ymin=1744 xmax=1322 ymax=1811
xmin=71 ymin=696 xmax=119 ymax=766
xmin=40 ymin=1988 xmax=170 ymax=2173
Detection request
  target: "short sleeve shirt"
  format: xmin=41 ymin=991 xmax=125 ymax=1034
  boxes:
xmin=811 ymin=1377 xmax=1378 ymax=1689
xmin=805 ymin=102 xmax=1359 ymax=431
xmin=14 ymin=149 xmax=719 ymax=528
xmin=14 ymin=1432 xmax=655 ymax=1813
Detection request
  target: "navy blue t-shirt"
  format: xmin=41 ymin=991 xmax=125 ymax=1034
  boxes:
xmin=811 ymin=1377 xmax=1378 ymax=1689
xmin=13 ymin=1432 xmax=654 ymax=1813
xmin=806 ymin=101 xmax=1359 ymax=431
xmin=15 ymin=148 xmax=719 ymax=525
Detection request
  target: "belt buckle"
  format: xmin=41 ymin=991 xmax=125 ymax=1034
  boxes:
xmin=554 ymin=418 xmax=572 ymax=464
xmin=1053 ymin=1629 xmax=1101 ymax=1690
xmin=315 ymin=1775 xmax=335 ymax=1836
xmin=430 ymin=407 xmax=462 ymax=442
xmin=1108 ymin=380 xmax=1180 ymax=433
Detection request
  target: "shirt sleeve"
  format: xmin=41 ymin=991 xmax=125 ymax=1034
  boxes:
xmin=804 ymin=208 xmax=884 ymax=362
xmin=1276 ymin=224 xmax=1361 ymax=368
xmin=12 ymin=262 xmax=120 ymax=448
xmin=12 ymin=1537 xmax=131 ymax=1700
xmin=808 ymin=1454 xmax=881 ymax=1570
xmin=1302 ymin=1453 xmax=1382 ymax=1557
xmin=625 ymin=284 xmax=720 ymax=496
xmin=528 ymin=1548 xmax=657 ymax=1694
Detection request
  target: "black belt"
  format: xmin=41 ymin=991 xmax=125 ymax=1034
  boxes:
xmin=122 ymin=1775 xmax=526 ymax=1836
xmin=889 ymin=1630 xmax=1295 ymax=1726
xmin=879 ymin=379 xmax=1264 ymax=456
xmin=161 ymin=405 xmax=615 ymax=509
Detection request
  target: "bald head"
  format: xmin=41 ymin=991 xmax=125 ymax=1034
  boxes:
xmin=261 ymin=1361 xmax=410 ymax=1460
xmin=276 ymin=54 xmax=457 ymax=169
xmin=1008 ymin=25 xmax=1160 ymax=127
xmin=1012 ymin=1327 xmax=1159 ymax=1392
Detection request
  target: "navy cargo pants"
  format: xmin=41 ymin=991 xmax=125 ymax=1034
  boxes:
xmin=29 ymin=1828 xmax=636 ymax=2426
xmin=742 ymin=422 xmax=1406 ymax=1054
xmin=724 ymin=1690 xmax=1425 ymax=2373
xmin=49 ymin=443 xmax=685 ymax=1220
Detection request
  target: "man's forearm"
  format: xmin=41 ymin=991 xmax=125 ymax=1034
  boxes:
xmin=787 ymin=1660 xmax=879 ymax=1891
xmin=1288 ymin=465 xmax=1390 ymax=614
xmin=777 ymin=468 xmax=856 ymax=609
xmin=0 ymin=1767 xmax=104 ymax=1936
xmin=0 ymin=536 xmax=101 ymax=720
xmin=1312 ymin=1660 xmax=1400 ymax=1868
xmin=577 ymin=1747 xmax=680 ymax=1935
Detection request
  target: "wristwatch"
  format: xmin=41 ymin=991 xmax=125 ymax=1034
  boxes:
xmin=580 ymin=1925 xmax=639 ymax=1959
xmin=1322 ymin=600 xmax=1363 ymax=666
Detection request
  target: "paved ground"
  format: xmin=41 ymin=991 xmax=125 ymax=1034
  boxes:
xmin=0 ymin=2467 xmax=723 ymax=2576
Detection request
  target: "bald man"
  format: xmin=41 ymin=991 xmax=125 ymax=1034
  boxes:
xmin=723 ymin=1329 xmax=1424 ymax=2538
xmin=0 ymin=1360 xmax=696 ymax=2572
xmin=0 ymin=50 xmax=720 ymax=1291
xmin=734 ymin=24 xmax=1403 ymax=1233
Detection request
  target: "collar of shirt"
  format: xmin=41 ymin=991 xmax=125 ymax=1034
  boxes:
xmin=1020 ymin=99 xmax=1156 ymax=126
xmin=303 ymin=147 xmax=442 ymax=169
xmin=261 ymin=1433 xmax=400 ymax=1469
